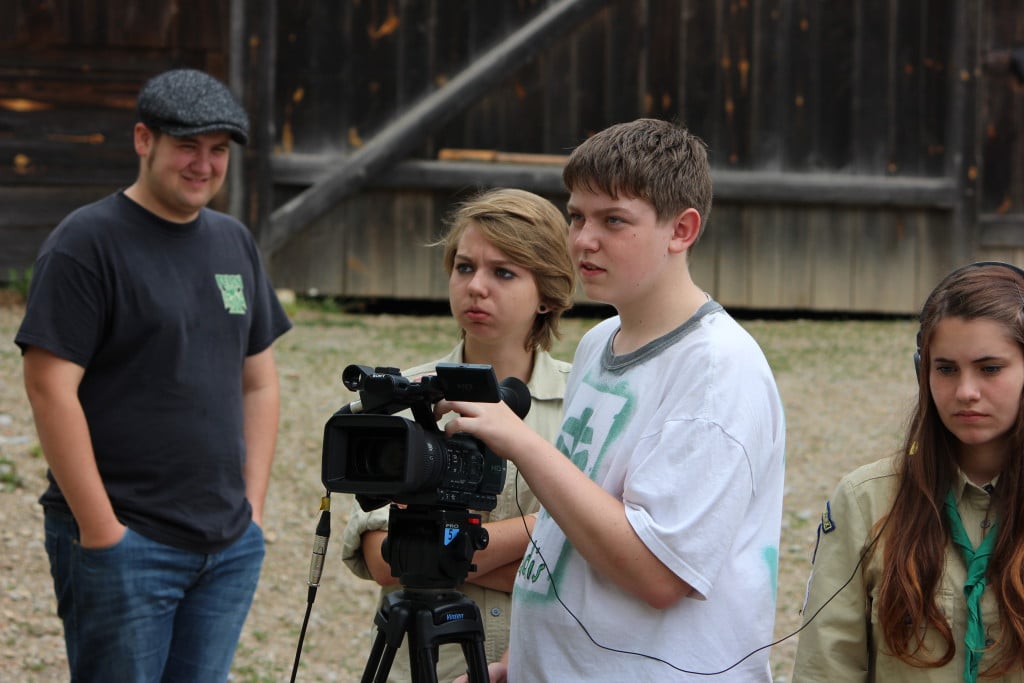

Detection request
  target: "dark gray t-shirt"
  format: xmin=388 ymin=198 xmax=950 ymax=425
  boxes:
xmin=16 ymin=191 xmax=292 ymax=553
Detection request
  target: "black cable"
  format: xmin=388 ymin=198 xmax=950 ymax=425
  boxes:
xmin=291 ymin=496 xmax=332 ymax=683
xmin=513 ymin=471 xmax=895 ymax=676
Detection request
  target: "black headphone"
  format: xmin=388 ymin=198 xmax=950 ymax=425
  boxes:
xmin=913 ymin=261 xmax=1024 ymax=379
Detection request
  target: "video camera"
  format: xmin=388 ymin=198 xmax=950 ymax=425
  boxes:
xmin=321 ymin=363 xmax=531 ymax=513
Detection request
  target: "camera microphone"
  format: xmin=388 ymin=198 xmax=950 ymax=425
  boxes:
xmin=498 ymin=377 xmax=531 ymax=420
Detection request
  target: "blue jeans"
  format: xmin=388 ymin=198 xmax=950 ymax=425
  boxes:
xmin=44 ymin=508 xmax=265 ymax=683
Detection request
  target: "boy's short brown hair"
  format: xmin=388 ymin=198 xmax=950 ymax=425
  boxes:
xmin=562 ymin=118 xmax=713 ymax=240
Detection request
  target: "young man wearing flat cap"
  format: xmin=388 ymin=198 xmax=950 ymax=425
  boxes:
xmin=16 ymin=68 xmax=291 ymax=682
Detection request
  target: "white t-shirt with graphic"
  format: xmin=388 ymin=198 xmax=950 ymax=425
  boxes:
xmin=510 ymin=302 xmax=785 ymax=681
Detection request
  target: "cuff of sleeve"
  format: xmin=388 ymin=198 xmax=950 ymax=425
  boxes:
xmin=339 ymin=503 xmax=391 ymax=580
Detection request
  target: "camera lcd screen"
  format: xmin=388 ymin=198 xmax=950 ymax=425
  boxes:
xmin=434 ymin=363 xmax=500 ymax=402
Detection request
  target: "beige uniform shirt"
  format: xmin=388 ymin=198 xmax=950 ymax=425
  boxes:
xmin=793 ymin=456 xmax=1022 ymax=682
xmin=340 ymin=343 xmax=571 ymax=682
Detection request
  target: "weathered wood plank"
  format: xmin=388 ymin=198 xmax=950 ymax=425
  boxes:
xmin=851 ymin=0 xmax=892 ymax=174
xmin=914 ymin=209 xmax=956 ymax=306
xmin=679 ymin=0 xmax=718 ymax=143
xmin=817 ymin=3 xmax=855 ymax=169
xmin=0 ymin=224 xmax=53 ymax=274
xmin=747 ymin=206 xmax=791 ymax=308
xmin=851 ymin=210 xmax=919 ymax=313
xmin=979 ymin=214 xmax=1024 ymax=248
xmin=921 ymin=0 xmax=954 ymax=177
xmin=781 ymin=0 xmax=814 ymax=170
xmin=809 ymin=208 xmax=856 ymax=310
xmin=603 ymin=0 xmax=645 ymax=128
xmin=0 ymin=186 xmax=119 ymax=228
xmin=269 ymin=190 xmax=347 ymax=296
xmin=0 ymin=185 xmax=121 ymax=273
xmin=392 ymin=193 xmax=444 ymax=300
xmin=890 ymin=0 xmax=926 ymax=176
xmin=774 ymin=206 xmax=815 ymax=309
xmin=946 ymin=0 xmax=981 ymax=266
xmin=539 ymin=22 xmax=576 ymax=153
xmin=708 ymin=205 xmax=751 ymax=306
xmin=719 ymin=0 xmax=753 ymax=167
xmin=750 ymin=0 xmax=785 ymax=168
xmin=344 ymin=191 xmax=400 ymax=297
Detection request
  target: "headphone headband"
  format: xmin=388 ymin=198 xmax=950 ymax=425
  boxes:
xmin=913 ymin=261 xmax=1024 ymax=379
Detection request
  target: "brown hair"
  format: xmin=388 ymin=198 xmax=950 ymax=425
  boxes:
xmin=435 ymin=188 xmax=576 ymax=352
xmin=561 ymin=118 xmax=713 ymax=243
xmin=877 ymin=263 xmax=1024 ymax=675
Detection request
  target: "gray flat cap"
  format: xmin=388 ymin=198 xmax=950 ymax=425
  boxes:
xmin=136 ymin=68 xmax=249 ymax=145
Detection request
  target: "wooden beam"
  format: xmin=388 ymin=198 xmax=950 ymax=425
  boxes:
xmin=436 ymin=148 xmax=568 ymax=165
xmin=708 ymin=170 xmax=956 ymax=209
xmin=272 ymin=154 xmax=958 ymax=209
xmin=261 ymin=0 xmax=612 ymax=256
xmin=979 ymin=214 xmax=1024 ymax=248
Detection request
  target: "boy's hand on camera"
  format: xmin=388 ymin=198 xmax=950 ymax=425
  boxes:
xmin=435 ymin=398 xmax=523 ymax=460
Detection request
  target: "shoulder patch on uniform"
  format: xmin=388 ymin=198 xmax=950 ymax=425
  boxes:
xmin=820 ymin=500 xmax=835 ymax=534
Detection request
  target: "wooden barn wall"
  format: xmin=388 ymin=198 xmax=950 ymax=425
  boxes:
xmin=275 ymin=0 xmax=959 ymax=174
xmin=270 ymin=185 xmax=956 ymax=314
xmin=692 ymin=205 xmax=954 ymax=313
xmin=271 ymin=188 xmax=454 ymax=302
xmin=269 ymin=0 xmax=993 ymax=313
xmin=0 ymin=0 xmax=253 ymax=277
xmin=3 ymin=0 xmax=1022 ymax=314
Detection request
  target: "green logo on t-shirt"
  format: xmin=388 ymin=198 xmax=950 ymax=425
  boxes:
xmin=215 ymin=274 xmax=247 ymax=314
xmin=515 ymin=370 xmax=633 ymax=605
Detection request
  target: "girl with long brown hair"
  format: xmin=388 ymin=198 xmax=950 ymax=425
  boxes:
xmin=794 ymin=262 xmax=1024 ymax=682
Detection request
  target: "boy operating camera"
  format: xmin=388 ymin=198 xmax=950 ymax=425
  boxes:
xmin=442 ymin=118 xmax=785 ymax=681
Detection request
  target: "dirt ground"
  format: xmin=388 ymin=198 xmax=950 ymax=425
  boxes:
xmin=0 ymin=301 xmax=920 ymax=682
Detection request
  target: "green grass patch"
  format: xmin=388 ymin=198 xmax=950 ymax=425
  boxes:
xmin=0 ymin=455 xmax=24 ymax=491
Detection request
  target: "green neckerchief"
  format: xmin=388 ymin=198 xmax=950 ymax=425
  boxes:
xmin=944 ymin=488 xmax=998 ymax=683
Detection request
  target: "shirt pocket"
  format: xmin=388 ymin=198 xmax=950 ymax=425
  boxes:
xmin=870 ymin=587 xmax=958 ymax=678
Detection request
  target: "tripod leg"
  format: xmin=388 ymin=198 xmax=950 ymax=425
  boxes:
xmin=460 ymin=639 xmax=490 ymax=683
xmin=372 ymin=649 xmax=399 ymax=683
xmin=361 ymin=594 xmax=410 ymax=683
xmin=409 ymin=644 xmax=440 ymax=683
xmin=406 ymin=595 xmax=490 ymax=683
xmin=359 ymin=629 xmax=389 ymax=683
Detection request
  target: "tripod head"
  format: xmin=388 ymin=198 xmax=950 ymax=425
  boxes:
xmin=359 ymin=505 xmax=494 ymax=682
xmin=382 ymin=505 xmax=488 ymax=590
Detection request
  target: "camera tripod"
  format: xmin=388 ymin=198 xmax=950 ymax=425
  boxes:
xmin=358 ymin=505 xmax=492 ymax=683
xmin=360 ymin=586 xmax=489 ymax=682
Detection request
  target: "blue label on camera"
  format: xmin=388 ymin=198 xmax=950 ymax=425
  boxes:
xmin=444 ymin=528 xmax=460 ymax=546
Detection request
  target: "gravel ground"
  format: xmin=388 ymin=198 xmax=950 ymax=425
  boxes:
xmin=0 ymin=301 xmax=919 ymax=682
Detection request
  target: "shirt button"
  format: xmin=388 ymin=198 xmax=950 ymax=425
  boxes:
xmin=981 ymin=519 xmax=992 ymax=529
xmin=490 ymin=607 xmax=502 ymax=617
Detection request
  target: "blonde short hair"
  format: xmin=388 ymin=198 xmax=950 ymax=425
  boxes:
xmin=436 ymin=188 xmax=576 ymax=351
